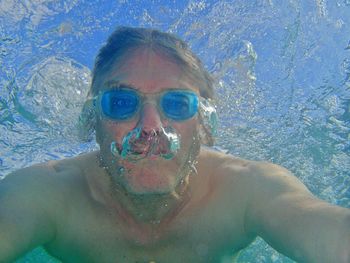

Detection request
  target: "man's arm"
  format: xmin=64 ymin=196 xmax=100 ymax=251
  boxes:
xmin=0 ymin=167 xmax=56 ymax=262
xmin=244 ymin=162 xmax=350 ymax=263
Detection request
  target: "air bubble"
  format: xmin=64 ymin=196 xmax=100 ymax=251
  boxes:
xmin=341 ymin=58 xmax=350 ymax=74
xmin=345 ymin=41 xmax=350 ymax=50
xmin=115 ymin=125 xmax=180 ymax=162
xmin=118 ymin=167 xmax=125 ymax=174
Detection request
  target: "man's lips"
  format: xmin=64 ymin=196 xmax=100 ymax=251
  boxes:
xmin=129 ymin=139 xmax=169 ymax=155
xmin=130 ymin=145 xmax=165 ymax=156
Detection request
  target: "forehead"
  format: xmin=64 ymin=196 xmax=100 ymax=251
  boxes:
xmin=97 ymin=48 xmax=201 ymax=94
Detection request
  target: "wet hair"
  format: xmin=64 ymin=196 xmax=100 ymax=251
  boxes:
xmin=88 ymin=26 xmax=214 ymax=99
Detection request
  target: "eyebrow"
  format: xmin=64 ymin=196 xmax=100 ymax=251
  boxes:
xmin=104 ymin=80 xmax=137 ymax=90
xmin=103 ymin=79 xmax=198 ymax=94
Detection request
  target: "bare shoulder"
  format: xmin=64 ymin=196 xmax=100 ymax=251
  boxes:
xmin=0 ymin=152 xmax=99 ymax=261
xmin=243 ymin=160 xmax=312 ymax=196
xmin=198 ymin=147 xmax=313 ymax=212
xmin=198 ymin=146 xmax=252 ymax=176
xmin=197 ymin=147 xmax=257 ymax=205
xmin=1 ymin=151 xmax=100 ymax=209
xmin=3 ymin=154 xmax=82 ymax=188
xmin=198 ymin=148 xmax=316 ymax=231
xmin=200 ymin=147 xmax=309 ymax=192
xmin=198 ymin=146 xmax=257 ymax=188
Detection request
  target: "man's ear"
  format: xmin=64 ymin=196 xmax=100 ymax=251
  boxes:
xmin=77 ymin=99 xmax=96 ymax=142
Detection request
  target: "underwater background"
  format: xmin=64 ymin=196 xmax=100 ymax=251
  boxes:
xmin=0 ymin=0 xmax=349 ymax=262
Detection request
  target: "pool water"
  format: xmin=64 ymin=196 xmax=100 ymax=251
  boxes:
xmin=0 ymin=0 xmax=349 ymax=262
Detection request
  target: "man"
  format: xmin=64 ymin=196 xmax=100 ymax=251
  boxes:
xmin=0 ymin=27 xmax=349 ymax=263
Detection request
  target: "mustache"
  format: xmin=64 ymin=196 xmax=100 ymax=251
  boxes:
xmin=128 ymin=129 xmax=174 ymax=155
xmin=129 ymin=132 xmax=170 ymax=155
xmin=111 ymin=126 xmax=181 ymax=161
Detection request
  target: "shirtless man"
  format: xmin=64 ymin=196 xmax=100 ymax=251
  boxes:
xmin=0 ymin=27 xmax=349 ymax=263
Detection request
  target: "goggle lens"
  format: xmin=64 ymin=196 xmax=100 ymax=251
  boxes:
xmin=161 ymin=91 xmax=198 ymax=121
xmin=101 ymin=89 xmax=139 ymax=120
xmin=98 ymin=89 xmax=198 ymax=121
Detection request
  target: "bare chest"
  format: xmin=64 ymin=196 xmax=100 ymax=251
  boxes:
xmin=45 ymin=151 xmax=256 ymax=262
xmin=45 ymin=198 xmax=253 ymax=263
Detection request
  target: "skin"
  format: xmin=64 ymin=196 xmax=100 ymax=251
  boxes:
xmin=0 ymin=49 xmax=350 ymax=263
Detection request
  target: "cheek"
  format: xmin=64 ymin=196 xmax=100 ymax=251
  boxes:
xmin=172 ymin=118 xmax=199 ymax=140
xmin=97 ymin=119 xmax=137 ymax=144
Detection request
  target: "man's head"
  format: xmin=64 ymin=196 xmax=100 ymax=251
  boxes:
xmin=89 ymin=27 xmax=214 ymax=100
xmin=79 ymin=27 xmax=217 ymax=195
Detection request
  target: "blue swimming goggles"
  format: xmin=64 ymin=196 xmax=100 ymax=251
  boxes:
xmin=94 ymin=88 xmax=199 ymax=121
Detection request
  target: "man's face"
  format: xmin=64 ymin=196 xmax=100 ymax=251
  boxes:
xmin=95 ymin=48 xmax=201 ymax=195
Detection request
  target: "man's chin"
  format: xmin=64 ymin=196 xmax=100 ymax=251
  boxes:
xmin=120 ymin=154 xmax=173 ymax=170
xmin=125 ymin=186 xmax=174 ymax=196
xmin=117 ymin=166 xmax=178 ymax=195
xmin=121 ymin=179 xmax=176 ymax=196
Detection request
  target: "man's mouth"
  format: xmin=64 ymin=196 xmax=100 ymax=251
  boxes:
xmin=112 ymin=126 xmax=180 ymax=161
xmin=130 ymin=144 xmax=167 ymax=156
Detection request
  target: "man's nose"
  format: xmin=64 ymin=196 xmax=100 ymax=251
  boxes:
xmin=140 ymin=103 xmax=163 ymax=133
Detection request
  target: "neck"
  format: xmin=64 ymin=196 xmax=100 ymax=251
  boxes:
xmin=113 ymin=177 xmax=191 ymax=224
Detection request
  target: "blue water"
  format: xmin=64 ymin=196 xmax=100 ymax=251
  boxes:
xmin=1 ymin=0 xmax=349 ymax=262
